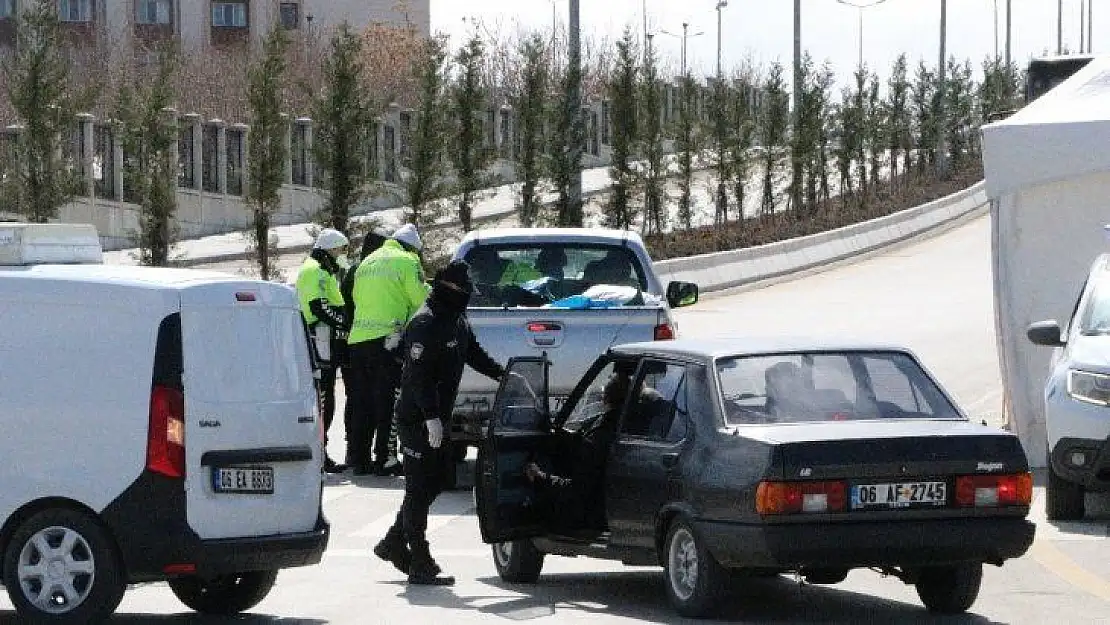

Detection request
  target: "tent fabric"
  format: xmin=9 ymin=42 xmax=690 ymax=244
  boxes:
xmin=981 ymin=56 xmax=1110 ymax=466
xmin=982 ymin=56 xmax=1110 ymax=199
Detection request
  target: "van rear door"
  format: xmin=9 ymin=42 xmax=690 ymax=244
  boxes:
xmin=179 ymin=281 xmax=322 ymax=540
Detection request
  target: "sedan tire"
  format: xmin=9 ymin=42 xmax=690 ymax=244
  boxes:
xmin=663 ymin=518 xmax=724 ymax=618
xmin=169 ymin=570 xmax=278 ymax=615
xmin=915 ymin=562 xmax=982 ymax=614
xmin=492 ymin=540 xmax=545 ymax=584
xmin=1046 ymin=452 xmax=1085 ymax=521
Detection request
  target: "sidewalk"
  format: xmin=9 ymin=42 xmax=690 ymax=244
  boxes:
xmin=102 ymin=165 xmax=621 ymax=267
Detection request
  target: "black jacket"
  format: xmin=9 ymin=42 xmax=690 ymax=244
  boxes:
xmin=395 ymin=298 xmax=504 ymax=427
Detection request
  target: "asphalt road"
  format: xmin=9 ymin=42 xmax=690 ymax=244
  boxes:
xmin=6 ymin=214 xmax=1110 ymax=623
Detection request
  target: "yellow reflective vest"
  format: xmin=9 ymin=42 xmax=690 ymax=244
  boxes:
xmin=348 ymin=240 xmax=430 ymax=345
xmin=295 ymin=257 xmax=344 ymax=326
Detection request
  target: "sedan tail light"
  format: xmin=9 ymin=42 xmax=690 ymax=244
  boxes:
xmin=955 ymin=473 xmax=1033 ymax=508
xmin=756 ymin=480 xmax=847 ymax=515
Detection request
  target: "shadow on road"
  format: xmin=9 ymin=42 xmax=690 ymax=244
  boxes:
xmin=390 ymin=570 xmax=1006 ymax=625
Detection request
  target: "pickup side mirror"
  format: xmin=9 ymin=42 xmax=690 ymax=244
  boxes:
xmin=1027 ymin=320 xmax=1065 ymax=347
xmin=666 ymin=281 xmax=699 ymax=308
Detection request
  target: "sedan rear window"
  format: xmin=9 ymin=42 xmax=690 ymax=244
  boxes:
xmin=462 ymin=243 xmax=649 ymax=307
xmin=717 ymin=351 xmax=962 ymax=424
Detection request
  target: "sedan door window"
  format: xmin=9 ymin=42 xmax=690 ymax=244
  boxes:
xmin=623 ymin=361 xmax=685 ymax=440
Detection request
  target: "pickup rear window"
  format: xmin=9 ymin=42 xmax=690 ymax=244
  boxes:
xmin=463 ymin=243 xmax=649 ymax=308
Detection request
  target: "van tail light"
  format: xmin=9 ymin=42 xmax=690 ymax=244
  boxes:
xmin=654 ymin=323 xmax=675 ymax=341
xmin=147 ymin=384 xmax=186 ymax=479
xmin=955 ymin=473 xmax=1033 ymax=508
xmin=756 ymin=480 xmax=847 ymax=515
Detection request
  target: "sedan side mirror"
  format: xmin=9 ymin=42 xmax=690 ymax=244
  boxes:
xmin=1027 ymin=320 xmax=1065 ymax=347
xmin=667 ymin=281 xmax=699 ymax=308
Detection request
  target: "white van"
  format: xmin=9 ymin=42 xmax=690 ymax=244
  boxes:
xmin=0 ymin=224 xmax=328 ymax=622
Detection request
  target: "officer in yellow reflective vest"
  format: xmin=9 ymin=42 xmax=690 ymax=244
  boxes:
xmin=296 ymin=228 xmax=350 ymax=474
xmin=347 ymin=224 xmax=431 ymax=475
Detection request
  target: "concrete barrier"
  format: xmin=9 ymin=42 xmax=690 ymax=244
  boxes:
xmin=654 ymin=182 xmax=989 ymax=293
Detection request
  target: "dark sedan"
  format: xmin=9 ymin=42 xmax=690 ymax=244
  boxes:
xmin=474 ymin=337 xmax=1035 ymax=618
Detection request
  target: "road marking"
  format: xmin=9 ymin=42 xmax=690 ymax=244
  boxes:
xmin=1030 ymin=539 xmax=1110 ymax=603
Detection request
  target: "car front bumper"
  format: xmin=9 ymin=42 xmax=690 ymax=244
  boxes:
xmin=1050 ymin=436 xmax=1110 ymax=491
xmin=696 ymin=517 xmax=1035 ymax=570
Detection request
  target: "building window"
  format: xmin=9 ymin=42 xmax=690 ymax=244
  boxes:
xmin=136 ymin=0 xmax=172 ymax=25
xmin=58 ymin=0 xmax=93 ymax=23
xmin=279 ymin=2 xmax=298 ymax=29
xmin=211 ymin=2 xmax=246 ymax=27
xmin=0 ymin=0 xmax=14 ymax=19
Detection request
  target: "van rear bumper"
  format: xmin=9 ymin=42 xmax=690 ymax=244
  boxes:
xmin=192 ymin=516 xmax=330 ymax=576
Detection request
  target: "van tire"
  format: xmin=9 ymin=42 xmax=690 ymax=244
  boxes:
xmin=169 ymin=570 xmax=278 ymax=615
xmin=2 ymin=508 xmax=126 ymax=623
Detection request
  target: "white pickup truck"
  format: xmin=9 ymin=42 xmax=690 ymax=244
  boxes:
xmin=447 ymin=228 xmax=699 ymax=457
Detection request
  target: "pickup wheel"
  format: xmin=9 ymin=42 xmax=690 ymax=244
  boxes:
xmin=1046 ymin=452 xmax=1085 ymax=521
xmin=663 ymin=518 xmax=724 ymax=618
xmin=915 ymin=562 xmax=982 ymax=614
xmin=2 ymin=508 xmax=126 ymax=623
xmin=169 ymin=570 xmax=278 ymax=615
xmin=492 ymin=540 xmax=545 ymax=583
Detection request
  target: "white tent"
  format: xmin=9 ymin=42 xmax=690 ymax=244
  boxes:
xmin=982 ymin=56 xmax=1110 ymax=467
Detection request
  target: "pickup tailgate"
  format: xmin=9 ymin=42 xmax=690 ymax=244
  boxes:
xmin=457 ymin=306 xmax=667 ymax=414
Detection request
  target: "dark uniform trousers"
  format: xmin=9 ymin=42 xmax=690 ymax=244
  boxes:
xmin=348 ymin=338 xmax=401 ymax=468
xmin=388 ymin=422 xmax=446 ymax=555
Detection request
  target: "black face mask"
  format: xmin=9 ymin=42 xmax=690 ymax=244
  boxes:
xmin=431 ymin=283 xmax=471 ymax=314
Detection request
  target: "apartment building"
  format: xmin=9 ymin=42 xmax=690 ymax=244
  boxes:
xmin=0 ymin=0 xmax=430 ymax=49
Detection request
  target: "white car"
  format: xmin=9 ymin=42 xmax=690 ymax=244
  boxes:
xmin=0 ymin=224 xmax=328 ymax=622
xmin=1027 ymin=252 xmax=1110 ymax=520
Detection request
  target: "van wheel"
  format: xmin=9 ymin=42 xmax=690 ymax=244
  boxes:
xmin=915 ymin=562 xmax=982 ymax=614
xmin=492 ymin=540 xmax=545 ymax=583
xmin=1 ymin=508 xmax=126 ymax=623
xmin=169 ymin=570 xmax=278 ymax=615
xmin=663 ymin=518 xmax=724 ymax=618
xmin=1047 ymin=453 xmax=1085 ymax=520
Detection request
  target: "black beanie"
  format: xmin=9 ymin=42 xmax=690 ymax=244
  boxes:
xmin=435 ymin=260 xmax=474 ymax=293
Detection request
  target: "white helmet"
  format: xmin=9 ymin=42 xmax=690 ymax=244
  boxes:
xmin=314 ymin=228 xmax=349 ymax=251
xmin=391 ymin=223 xmax=423 ymax=252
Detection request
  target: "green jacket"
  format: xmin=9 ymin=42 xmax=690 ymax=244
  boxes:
xmin=498 ymin=260 xmax=543 ymax=285
xmin=295 ymin=256 xmax=344 ymax=326
xmin=348 ymin=240 xmax=430 ymax=345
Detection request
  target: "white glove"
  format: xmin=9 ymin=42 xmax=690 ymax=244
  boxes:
xmin=425 ymin=418 xmax=444 ymax=449
xmin=383 ymin=331 xmax=402 ymax=352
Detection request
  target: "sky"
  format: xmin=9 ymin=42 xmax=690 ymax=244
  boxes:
xmin=430 ymin=0 xmax=1097 ymax=87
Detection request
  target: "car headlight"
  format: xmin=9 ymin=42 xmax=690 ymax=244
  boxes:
xmin=1067 ymin=369 xmax=1110 ymax=405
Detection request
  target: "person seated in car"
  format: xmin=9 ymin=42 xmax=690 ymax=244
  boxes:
xmin=523 ymin=372 xmax=631 ymax=532
xmin=498 ymin=248 xmax=568 ymax=286
xmin=466 ymin=247 xmax=508 ymax=286
xmin=583 ymin=250 xmax=636 ymax=287
xmin=764 ymin=362 xmax=813 ymax=422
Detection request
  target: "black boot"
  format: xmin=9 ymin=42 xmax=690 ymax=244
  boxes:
xmin=373 ymin=529 xmax=411 ymax=575
xmin=324 ymin=456 xmax=347 ymax=474
xmin=408 ymin=547 xmax=453 ymax=586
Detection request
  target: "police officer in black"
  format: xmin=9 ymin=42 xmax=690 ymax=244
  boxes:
xmin=373 ymin=260 xmax=504 ymax=585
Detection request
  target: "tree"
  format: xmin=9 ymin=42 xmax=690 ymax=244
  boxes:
xmin=638 ymin=39 xmax=667 ymax=236
xmin=548 ymin=54 xmax=585 ymax=227
xmin=245 ymin=27 xmax=290 ymax=282
xmin=115 ymin=42 xmax=180 ymax=266
xmin=944 ymin=57 xmax=976 ymax=166
xmin=674 ymin=73 xmax=701 ymax=231
xmin=449 ymin=34 xmax=493 ymax=232
xmin=710 ymin=76 xmax=732 ymax=229
xmin=0 ymin=0 xmax=96 ymax=222
xmin=910 ymin=61 xmax=938 ymax=175
xmin=759 ymin=63 xmax=790 ymax=219
xmin=864 ymin=72 xmax=885 ymax=192
xmin=727 ymin=67 xmax=759 ymax=227
xmin=885 ymin=54 xmax=912 ymax=192
xmin=512 ymin=34 xmax=549 ymax=228
xmin=402 ymin=37 xmax=452 ymax=230
xmin=312 ymin=22 xmax=373 ymax=235
xmin=604 ymin=29 xmax=638 ymax=230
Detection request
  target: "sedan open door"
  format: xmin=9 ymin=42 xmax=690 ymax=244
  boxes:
xmin=475 ymin=356 xmax=553 ymax=544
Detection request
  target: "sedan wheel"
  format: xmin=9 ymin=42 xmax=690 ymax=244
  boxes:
xmin=663 ymin=519 xmax=723 ymax=618
xmin=1 ymin=508 xmax=126 ymax=623
xmin=491 ymin=540 xmax=544 ymax=583
xmin=915 ymin=562 xmax=982 ymax=614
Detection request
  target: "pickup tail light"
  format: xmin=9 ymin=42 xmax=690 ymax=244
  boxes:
xmin=654 ymin=323 xmax=675 ymax=341
xmin=955 ymin=473 xmax=1033 ymax=508
xmin=756 ymin=480 xmax=847 ymax=515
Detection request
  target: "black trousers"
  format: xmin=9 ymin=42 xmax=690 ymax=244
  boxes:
xmin=349 ymin=338 xmax=401 ymax=467
xmin=317 ymin=366 xmax=337 ymax=443
xmin=386 ymin=423 xmax=445 ymax=559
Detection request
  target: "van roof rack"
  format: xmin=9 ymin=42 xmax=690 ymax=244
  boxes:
xmin=0 ymin=223 xmax=103 ymax=266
